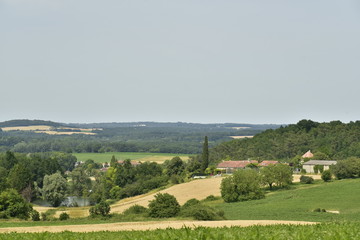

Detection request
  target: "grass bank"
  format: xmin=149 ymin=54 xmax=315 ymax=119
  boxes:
xmin=218 ymin=178 xmax=360 ymax=222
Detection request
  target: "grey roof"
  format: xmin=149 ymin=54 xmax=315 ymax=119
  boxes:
xmin=303 ymin=160 xmax=337 ymax=166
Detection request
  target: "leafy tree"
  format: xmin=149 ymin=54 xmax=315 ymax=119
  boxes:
xmin=321 ymin=170 xmax=332 ymax=182
xmin=110 ymin=155 xmax=118 ymax=168
xmin=114 ymin=160 xmax=136 ymax=187
xmin=42 ymin=172 xmax=68 ymax=207
xmin=148 ymin=193 xmax=180 ymax=218
xmin=1 ymin=151 xmax=18 ymax=170
xmin=221 ymin=169 xmax=264 ymax=202
xmin=332 ymin=157 xmax=360 ymax=179
xmin=201 ymin=136 xmax=209 ymax=172
xmin=0 ymin=189 xmax=33 ymax=219
xmin=165 ymin=157 xmax=185 ymax=177
xmin=70 ymin=168 xmax=92 ymax=197
xmin=7 ymin=163 xmax=32 ymax=193
xmin=0 ymin=167 xmax=8 ymax=191
xmin=261 ymin=164 xmax=292 ymax=189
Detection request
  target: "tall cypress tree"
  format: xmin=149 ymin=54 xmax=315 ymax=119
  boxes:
xmin=201 ymin=136 xmax=209 ymax=172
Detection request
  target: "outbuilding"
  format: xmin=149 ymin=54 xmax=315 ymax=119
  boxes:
xmin=302 ymin=160 xmax=337 ymax=174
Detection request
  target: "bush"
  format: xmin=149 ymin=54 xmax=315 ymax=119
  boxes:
xmin=148 ymin=193 xmax=180 ymax=218
xmin=41 ymin=212 xmax=48 ymax=221
xmin=0 ymin=189 xmax=33 ymax=220
xmin=31 ymin=210 xmax=40 ymax=221
xmin=300 ymin=175 xmax=314 ymax=184
xmin=109 ymin=186 xmax=122 ymax=199
xmin=89 ymin=200 xmax=111 ymax=217
xmin=321 ymin=170 xmax=332 ymax=182
xmin=180 ymin=204 xmax=222 ymax=221
xmin=182 ymin=198 xmax=200 ymax=209
xmin=59 ymin=212 xmax=70 ymax=221
xmin=123 ymin=205 xmax=147 ymax=215
xmin=313 ymin=208 xmax=326 ymax=212
xmin=203 ymin=195 xmax=219 ymax=202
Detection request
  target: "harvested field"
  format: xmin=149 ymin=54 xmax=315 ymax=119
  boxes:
xmin=1 ymin=125 xmax=52 ymax=131
xmin=0 ymin=220 xmax=317 ymax=233
xmin=111 ymin=177 xmax=223 ymax=214
xmin=230 ymin=136 xmax=254 ymax=139
xmin=34 ymin=131 xmax=96 ymax=135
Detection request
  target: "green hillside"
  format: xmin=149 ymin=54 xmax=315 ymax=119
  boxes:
xmin=218 ymin=178 xmax=360 ymax=222
xmin=210 ymin=120 xmax=360 ymax=162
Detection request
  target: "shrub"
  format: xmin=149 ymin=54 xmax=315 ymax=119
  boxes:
xmin=300 ymin=169 xmax=306 ymax=174
xmin=31 ymin=210 xmax=40 ymax=221
xmin=203 ymin=195 xmax=219 ymax=202
xmin=180 ymin=204 xmax=222 ymax=221
xmin=148 ymin=193 xmax=180 ymax=218
xmin=321 ymin=170 xmax=332 ymax=182
xmin=109 ymin=186 xmax=122 ymax=199
xmin=89 ymin=200 xmax=111 ymax=217
xmin=0 ymin=189 xmax=33 ymax=220
xmin=182 ymin=198 xmax=200 ymax=209
xmin=41 ymin=212 xmax=47 ymax=221
xmin=59 ymin=212 xmax=70 ymax=221
xmin=123 ymin=205 xmax=147 ymax=215
xmin=300 ymin=175 xmax=314 ymax=184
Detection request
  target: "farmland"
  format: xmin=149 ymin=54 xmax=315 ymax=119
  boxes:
xmin=218 ymin=178 xmax=360 ymax=222
xmin=0 ymin=223 xmax=359 ymax=239
xmin=73 ymin=152 xmax=191 ymax=163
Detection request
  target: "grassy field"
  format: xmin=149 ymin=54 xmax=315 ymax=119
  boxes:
xmin=0 ymin=223 xmax=359 ymax=239
xmin=217 ymin=178 xmax=360 ymax=222
xmin=73 ymin=152 xmax=191 ymax=163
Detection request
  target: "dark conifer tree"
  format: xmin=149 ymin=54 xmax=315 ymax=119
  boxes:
xmin=201 ymin=136 xmax=209 ymax=172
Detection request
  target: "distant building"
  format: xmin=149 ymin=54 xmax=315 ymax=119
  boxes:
xmin=117 ymin=160 xmax=140 ymax=167
xmin=302 ymin=160 xmax=337 ymax=174
xmin=217 ymin=160 xmax=258 ymax=174
xmin=258 ymin=160 xmax=279 ymax=167
xmin=302 ymin=150 xmax=314 ymax=159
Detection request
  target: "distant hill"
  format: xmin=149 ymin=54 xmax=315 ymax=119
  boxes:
xmin=0 ymin=119 xmax=281 ymax=154
xmin=210 ymin=119 xmax=360 ymax=162
xmin=0 ymin=119 xmax=62 ymax=128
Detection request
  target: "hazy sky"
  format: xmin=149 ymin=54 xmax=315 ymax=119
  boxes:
xmin=1 ymin=1 xmax=359 ymax=124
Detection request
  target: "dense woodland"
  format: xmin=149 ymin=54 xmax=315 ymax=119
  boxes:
xmin=210 ymin=120 xmax=360 ymax=163
xmin=0 ymin=120 xmax=278 ymax=154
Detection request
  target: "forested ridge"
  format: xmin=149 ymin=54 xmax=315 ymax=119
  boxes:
xmin=210 ymin=120 xmax=360 ymax=163
xmin=0 ymin=120 xmax=279 ymax=154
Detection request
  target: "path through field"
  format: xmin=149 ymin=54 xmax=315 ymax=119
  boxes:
xmin=0 ymin=220 xmax=317 ymax=233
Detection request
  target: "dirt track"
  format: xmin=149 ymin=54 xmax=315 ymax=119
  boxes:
xmin=0 ymin=220 xmax=317 ymax=233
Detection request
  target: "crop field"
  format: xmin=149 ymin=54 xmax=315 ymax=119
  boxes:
xmin=218 ymin=178 xmax=360 ymax=222
xmin=0 ymin=223 xmax=359 ymax=239
xmin=73 ymin=152 xmax=191 ymax=163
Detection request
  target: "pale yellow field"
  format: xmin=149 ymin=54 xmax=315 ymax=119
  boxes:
xmin=1 ymin=125 xmax=52 ymax=131
xmin=0 ymin=220 xmax=317 ymax=233
xmin=1 ymin=125 xmax=98 ymax=135
xmin=34 ymin=131 xmax=97 ymax=135
xmin=137 ymin=156 xmax=190 ymax=163
xmin=230 ymin=136 xmax=254 ymax=139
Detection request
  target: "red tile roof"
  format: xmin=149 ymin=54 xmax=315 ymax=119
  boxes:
xmin=217 ymin=160 xmax=258 ymax=169
xmin=259 ymin=160 xmax=279 ymax=167
xmin=302 ymin=150 xmax=314 ymax=158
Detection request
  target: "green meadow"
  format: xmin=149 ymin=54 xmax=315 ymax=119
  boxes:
xmin=73 ymin=152 xmax=191 ymax=163
xmin=217 ymin=178 xmax=360 ymax=222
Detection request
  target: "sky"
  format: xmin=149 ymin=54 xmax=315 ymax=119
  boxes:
xmin=1 ymin=0 xmax=359 ymax=124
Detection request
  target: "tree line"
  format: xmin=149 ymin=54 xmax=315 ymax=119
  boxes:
xmin=210 ymin=120 xmax=360 ymax=163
